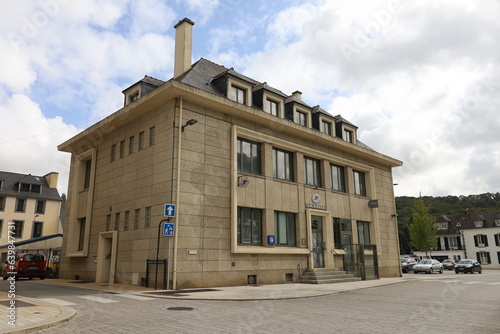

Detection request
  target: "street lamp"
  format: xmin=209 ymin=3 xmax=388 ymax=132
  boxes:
xmin=181 ymin=118 xmax=198 ymax=131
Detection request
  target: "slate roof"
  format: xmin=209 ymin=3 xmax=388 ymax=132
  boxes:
xmin=435 ymin=211 xmax=500 ymax=234
xmin=252 ymin=82 xmax=288 ymax=98
xmin=0 ymin=171 xmax=62 ymax=201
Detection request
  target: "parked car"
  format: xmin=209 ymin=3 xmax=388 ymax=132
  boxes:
xmin=401 ymin=258 xmax=417 ymax=273
xmin=3 ymin=253 xmax=47 ymax=280
xmin=441 ymin=259 xmax=456 ymax=270
xmin=413 ymin=259 xmax=443 ymax=274
xmin=455 ymin=259 xmax=482 ymax=274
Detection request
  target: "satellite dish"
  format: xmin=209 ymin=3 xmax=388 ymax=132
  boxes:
xmin=238 ymin=176 xmax=250 ymax=188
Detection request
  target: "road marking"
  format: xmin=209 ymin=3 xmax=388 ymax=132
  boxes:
xmin=486 ymin=282 xmax=500 ymax=286
xmin=78 ymin=295 xmax=119 ymax=303
xmin=117 ymin=294 xmax=155 ymax=301
xmin=38 ymin=298 xmax=77 ymax=306
xmin=462 ymin=281 xmax=482 ymax=285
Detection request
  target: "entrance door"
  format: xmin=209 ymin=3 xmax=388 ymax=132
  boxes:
xmin=96 ymin=231 xmax=117 ymax=284
xmin=311 ymin=216 xmax=325 ymax=268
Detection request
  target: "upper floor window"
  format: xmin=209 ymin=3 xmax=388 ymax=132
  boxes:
xmin=13 ymin=220 xmax=24 ymax=238
xmin=237 ymin=207 xmax=262 ymax=245
xmin=124 ymin=211 xmax=130 ymax=231
xmin=145 ymin=206 xmax=151 ymax=228
xmin=111 ymin=144 xmax=116 ymax=162
xmin=134 ymin=209 xmax=140 ymax=230
xmin=0 ymin=197 xmax=5 ymax=211
xmin=274 ymin=211 xmax=296 ymax=246
xmin=266 ymin=99 xmax=278 ymax=116
xmin=343 ymin=129 xmax=353 ymax=143
xmin=15 ymin=198 xmax=26 ymax=212
xmin=495 ymin=219 xmax=500 ymax=227
xmin=231 ymin=85 xmax=246 ymax=104
xmin=304 ymin=157 xmax=321 ymax=187
xmin=129 ymin=136 xmax=135 ymax=155
xmin=474 ymin=220 xmax=484 ymax=228
xmin=114 ymin=212 xmax=120 ymax=231
xmin=321 ymin=121 xmax=332 ymax=135
xmin=474 ymin=234 xmax=488 ymax=247
xmin=237 ymin=138 xmax=261 ymax=175
xmin=353 ymin=170 xmax=366 ymax=196
xmin=19 ymin=183 xmax=41 ymax=193
xmin=129 ymin=92 xmax=139 ymax=103
xmin=331 ymin=164 xmax=346 ymax=192
xmin=0 ymin=220 xmax=3 ymax=238
xmin=437 ymin=222 xmax=448 ymax=230
xmin=149 ymin=126 xmax=156 ymax=146
xmin=494 ymin=233 xmax=500 ymax=247
xmin=297 ymin=111 xmax=307 ymax=126
xmin=138 ymin=131 xmax=145 ymax=151
xmin=32 ymin=221 xmax=43 ymax=238
xmin=83 ymin=159 xmax=92 ymax=189
xmin=35 ymin=200 xmax=46 ymax=214
xmin=273 ymin=148 xmax=294 ymax=181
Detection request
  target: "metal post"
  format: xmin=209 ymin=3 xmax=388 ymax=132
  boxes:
xmin=155 ymin=218 xmax=171 ymax=290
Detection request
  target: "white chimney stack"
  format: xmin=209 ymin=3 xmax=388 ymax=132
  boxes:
xmin=173 ymin=18 xmax=195 ymax=78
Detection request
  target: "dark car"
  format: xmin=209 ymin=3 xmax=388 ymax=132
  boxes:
xmin=441 ymin=259 xmax=456 ymax=270
xmin=3 ymin=253 xmax=47 ymax=280
xmin=455 ymin=259 xmax=482 ymax=274
xmin=401 ymin=258 xmax=417 ymax=273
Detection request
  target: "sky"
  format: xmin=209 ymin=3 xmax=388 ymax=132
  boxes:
xmin=1 ymin=0 xmax=499 ymax=198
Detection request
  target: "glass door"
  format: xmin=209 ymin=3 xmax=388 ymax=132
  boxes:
xmin=311 ymin=216 xmax=325 ymax=268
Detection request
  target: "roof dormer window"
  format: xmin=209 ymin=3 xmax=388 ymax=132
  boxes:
xmin=474 ymin=220 xmax=484 ymax=228
xmin=18 ymin=183 xmax=41 ymax=193
xmin=495 ymin=219 xmax=500 ymax=227
xmin=297 ymin=110 xmax=307 ymax=126
xmin=266 ymin=99 xmax=279 ymax=116
xmin=321 ymin=120 xmax=332 ymax=135
xmin=129 ymin=92 xmax=139 ymax=103
xmin=231 ymin=85 xmax=246 ymax=104
xmin=343 ymin=129 xmax=353 ymax=143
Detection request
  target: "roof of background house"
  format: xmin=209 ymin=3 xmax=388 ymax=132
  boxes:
xmin=0 ymin=171 xmax=62 ymax=201
xmin=436 ymin=211 xmax=500 ymax=234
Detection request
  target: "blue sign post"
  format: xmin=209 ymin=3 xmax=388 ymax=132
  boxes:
xmin=163 ymin=223 xmax=175 ymax=236
xmin=164 ymin=204 xmax=176 ymax=217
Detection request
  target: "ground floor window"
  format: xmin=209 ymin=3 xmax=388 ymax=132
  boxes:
xmin=78 ymin=218 xmax=86 ymax=251
xmin=357 ymin=221 xmax=371 ymax=244
xmin=334 ymin=218 xmax=352 ymax=249
xmin=477 ymin=251 xmax=491 ymax=264
xmin=237 ymin=207 xmax=262 ymax=245
xmin=274 ymin=211 xmax=296 ymax=246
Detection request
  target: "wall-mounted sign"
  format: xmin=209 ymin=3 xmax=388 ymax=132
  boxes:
xmin=368 ymin=200 xmax=379 ymax=208
xmin=267 ymin=235 xmax=276 ymax=245
xmin=312 ymin=193 xmax=321 ymax=204
xmin=306 ymin=204 xmax=327 ymax=210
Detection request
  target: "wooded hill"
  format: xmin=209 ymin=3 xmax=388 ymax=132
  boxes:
xmin=395 ymin=193 xmax=500 ymax=254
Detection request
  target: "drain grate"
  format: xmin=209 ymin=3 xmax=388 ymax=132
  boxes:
xmin=167 ymin=307 xmax=194 ymax=311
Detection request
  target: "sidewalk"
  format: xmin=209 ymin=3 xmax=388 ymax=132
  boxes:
xmin=1 ymin=277 xmax=406 ymax=333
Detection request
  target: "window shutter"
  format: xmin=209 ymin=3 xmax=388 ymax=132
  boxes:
xmin=486 ymin=252 xmax=491 ymax=264
xmin=474 ymin=235 xmax=478 ymax=247
xmin=484 ymin=235 xmax=488 ymax=247
xmin=457 ymin=236 xmax=462 ymax=250
xmin=496 ymin=235 xmax=500 ymax=247
xmin=476 ymin=252 xmax=480 ymax=262
xmin=444 ymin=237 xmax=449 ymax=251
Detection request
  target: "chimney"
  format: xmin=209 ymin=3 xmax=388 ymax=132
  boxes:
xmin=173 ymin=18 xmax=195 ymax=78
xmin=43 ymin=172 xmax=59 ymax=189
xmin=292 ymin=90 xmax=302 ymax=100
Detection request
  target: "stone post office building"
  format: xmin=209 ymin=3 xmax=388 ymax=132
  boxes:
xmin=58 ymin=18 xmax=403 ymax=289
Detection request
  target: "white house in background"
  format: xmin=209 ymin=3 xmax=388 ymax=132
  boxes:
xmin=414 ymin=211 xmax=500 ymax=269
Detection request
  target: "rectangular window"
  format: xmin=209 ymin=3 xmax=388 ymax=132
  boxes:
xmin=334 ymin=218 xmax=352 ymax=249
xmin=134 ymin=209 xmax=140 ymax=229
xmin=343 ymin=129 xmax=353 ymax=143
xmin=145 ymin=206 xmax=151 ymax=228
xmin=129 ymin=92 xmax=139 ymax=103
xmin=124 ymin=211 xmax=130 ymax=231
xmin=83 ymin=159 xmax=92 ymax=189
xmin=477 ymin=251 xmax=490 ymax=264
xmin=237 ymin=138 xmax=261 ymax=175
xmin=495 ymin=234 xmax=500 ymax=247
xmin=35 ymin=200 xmax=46 ymax=214
xmin=237 ymin=207 xmax=262 ymax=245
xmin=474 ymin=234 xmax=488 ymax=247
xmin=31 ymin=184 xmax=41 ymax=193
xmin=32 ymin=221 xmax=43 ymax=238
xmin=357 ymin=221 xmax=371 ymax=244
xmin=13 ymin=220 xmax=24 ymax=238
xmin=0 ymin=220 xmax=3 ymax=238
xmin=448 ymin=236 xmax=458 ymax=250
xmin=119 ymin=140 xmax=125 ymax=158
xmin=149 ymin=126 xmax=156 ymax=146
xmin=273 ymin=148 xmax=294 ymax=181
xmin=353 ymin=170 xmax=366 ymax=196
xmin=138 ymin=131 xmax=145 ymax=151
xmin=304 ymin=157 xmax=321 ymax=187
xmin=129 ymin=136 xmax=135 ymax=155
xmin=114 ymin=213 xmax=120 ymax=231
xmin=266 ymin=99 xmax=278 ymax=116
xmin=331 ymin=164 xmax=346 ymax=192
xmin=20 ymin=183 xmax=30 ymax=192
xmin=274 ymin=211 xmax=296 ymax=246
xmin=15 ymin=198 xmax=26 ymax=212
xmin=297 ymin=111 xmax=307 ymax=126
xmin=321 ymin=120 xmax=332 ymax=135
xmin=0 ymin=197 xmax=4 ymax=211
xmin=78 ymin=218 xmax=86 ymax=251
xmin=106 ymin=214 xmax=111 ymax=231
xmin=231 ymin=85 xmax=246 ymax=104
xmin=111 ymin=144 xmax=116 ymax=162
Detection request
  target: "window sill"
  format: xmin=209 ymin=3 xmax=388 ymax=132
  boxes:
xmin=233 ymin=245 xmax=309 ymax=255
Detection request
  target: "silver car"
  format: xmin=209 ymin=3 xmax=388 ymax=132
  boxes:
xmin=413 ymin=259 xmax=443 ymax=274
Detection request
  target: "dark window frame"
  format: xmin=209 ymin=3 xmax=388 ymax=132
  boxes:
xmin=273 ymin=148 xmax=294 ymax=181
xmin=274 ymin=211 xmax=296 ymax=246
xmin=237 ymin=207 xmax=262 ymax=245
xmin=237 ymin=138 xmax=261 ymax=175
xmin=331 ymin=164 xmax=346 ymax=192
xmin=304 ymin=156 xmax=321 ymax=187
xmin=353 ymin=170 xmax=367 ymax=196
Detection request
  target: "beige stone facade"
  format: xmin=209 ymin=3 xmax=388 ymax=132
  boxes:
xmin=58 ymin=18 xmax=402 ymax=289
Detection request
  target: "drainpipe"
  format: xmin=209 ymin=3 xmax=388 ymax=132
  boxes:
xmin=172 ymin=96 xmax=183 ymax=290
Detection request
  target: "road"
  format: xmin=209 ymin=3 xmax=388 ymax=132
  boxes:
xmin=2 ymin=270 xmax=499 ymax=334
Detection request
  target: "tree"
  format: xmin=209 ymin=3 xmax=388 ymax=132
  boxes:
xmin=408 ymin=197 xmax=438 ymax=256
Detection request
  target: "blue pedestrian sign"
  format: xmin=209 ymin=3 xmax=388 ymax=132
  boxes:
xmin=164 ymin=204 xmax=176 ymax=217
xmin=163 ymin=223 xmax=175 ymax=236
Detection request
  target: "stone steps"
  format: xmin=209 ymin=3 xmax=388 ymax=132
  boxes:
xmin=299 ymin=269 xmax=361 ymax=284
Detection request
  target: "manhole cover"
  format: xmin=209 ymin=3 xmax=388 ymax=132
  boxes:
xmin=167 ymin=307 xmax=194 ymax=311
